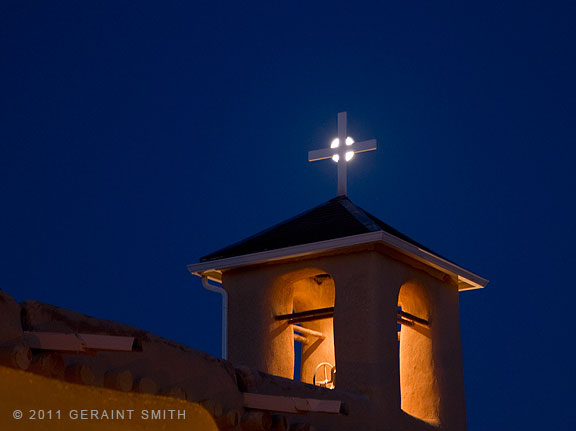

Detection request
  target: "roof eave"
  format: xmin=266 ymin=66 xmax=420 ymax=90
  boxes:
xmin=187 ymin=231 xmax=488 ymax=291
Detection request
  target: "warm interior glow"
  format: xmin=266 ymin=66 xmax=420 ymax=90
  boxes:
xmin=292 ymin=274 xmax=336 ymax=385
xmin=398 ymin=282 xmax=439 ymax=425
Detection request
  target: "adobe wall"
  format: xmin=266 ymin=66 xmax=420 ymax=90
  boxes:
xmin=17 ymin=298 xmax=243 ymax=411
xmin=0 ymin=288 xmax=394 ymax=430
xmin=223 ymin=246 xmax=467 ymax=430
xmin=0 ymin=242 xmax=468 ymax=431
xmin=0 ymin=289 xmax=245 ymax=429
xmin=0 ymin=365 xmax=218 ymax=431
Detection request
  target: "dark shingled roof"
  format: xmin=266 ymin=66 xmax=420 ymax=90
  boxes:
xmin=201 ymin=196 xmax=447 ymax=263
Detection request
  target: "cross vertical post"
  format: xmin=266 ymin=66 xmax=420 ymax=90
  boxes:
xmin=337 ymin=112 xmax=347 ymax=196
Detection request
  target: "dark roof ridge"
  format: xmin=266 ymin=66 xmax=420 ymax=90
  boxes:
xmin=200 ymin=196 xmax=353 ymax=262
xmin=199 ymin=194 xmax=451 ymax=264
xmin=337 ymin=197 xmax=381 ymax=232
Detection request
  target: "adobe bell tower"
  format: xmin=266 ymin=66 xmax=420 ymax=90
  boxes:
xmin=187 ymin=113 xmax=487 ymax=431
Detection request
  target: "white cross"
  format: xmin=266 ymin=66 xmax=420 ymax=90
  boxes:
xmin=308 ymin=112 xmax=377 ymax=196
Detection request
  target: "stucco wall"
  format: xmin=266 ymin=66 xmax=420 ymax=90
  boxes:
xmin=222 ymin=245 xmax=467 ymax=430
xmin=0 ymin=237 xmax=468 ymax=431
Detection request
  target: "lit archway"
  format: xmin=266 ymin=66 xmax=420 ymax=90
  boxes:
xmin=272 ymin=269 xmax=336 ymax=386
xmin=292 ymin=274 xmax=335 ymax=385
xmin=398 ymin=280 xmax=439 ymax=425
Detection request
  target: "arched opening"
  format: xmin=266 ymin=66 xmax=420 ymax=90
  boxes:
xmin=273 ymin=271 xmax=336 ymax=387
xmin=292 ymin=274 xmax=335 ymax=386
xmin=397 ymin=281 xmax=439 ymax=425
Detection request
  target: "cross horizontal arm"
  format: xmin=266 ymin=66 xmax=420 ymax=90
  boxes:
xmin=352 ymin=139 xmax=377 ymax=153
xmin=308 ymin=147 xmax=334 ymax=162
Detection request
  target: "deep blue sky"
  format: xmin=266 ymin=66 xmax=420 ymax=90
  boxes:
xmin=2 ymin=2 xmax=575 ymax=429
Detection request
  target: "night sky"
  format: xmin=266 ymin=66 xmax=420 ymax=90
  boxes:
xmin=2 ymin=2 xmax=575 ymax=430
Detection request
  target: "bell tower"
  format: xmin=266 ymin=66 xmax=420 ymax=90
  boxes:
xmin=187 ymin=113 xmax=487 ymax=430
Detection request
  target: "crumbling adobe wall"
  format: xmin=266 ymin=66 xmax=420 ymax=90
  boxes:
xmin=1 ymin=289 xmax=246 ymax=429
xmin=0 ymin=290 xmax=362 ymax=431
xmin=0 ymin=289 xmax=441 ymax=431
xmin=19 ymin=298 xmax=243 ymax=410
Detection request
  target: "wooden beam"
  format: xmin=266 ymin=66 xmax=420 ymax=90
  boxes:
xmin=275 ymin=307 xmax=429 ymax=327
xmin=275 ymin=307 xmax=334 ymax=321
xmin=276 ymin=307 xmax=334 ymax=324
xmin=397 ymin=317 xmax=414 ymax=327
xmin=292 ymin=325 xmax=325 ymax=339
xmin=23 ymin=331 xmax=140 ymax=353
xmin=398 ymin=310 xmax=429 ymax=326
xmin=293 ymin=334 xmax=309 ymax=345
xmin=243 ymin=392 xmax=341 ymax=414
xmin=288 ymin=313 xmax=333 ymax=324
